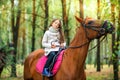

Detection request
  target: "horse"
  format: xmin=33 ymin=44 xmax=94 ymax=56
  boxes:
xmin=24 ymin=16 xmax=114 ymax=80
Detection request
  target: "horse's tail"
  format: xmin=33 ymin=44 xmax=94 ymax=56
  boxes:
xmin=24 ymin=49 xmax=45 ymax=80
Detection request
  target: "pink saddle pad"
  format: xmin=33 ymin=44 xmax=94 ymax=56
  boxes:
xmin=36 ymin=50 xmax=65 ymax=75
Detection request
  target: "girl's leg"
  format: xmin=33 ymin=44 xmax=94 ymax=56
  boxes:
xmin=44 ymin=51 xmax=56 ymax=68
xmin=42 ymin=51 xmax=58 ymax=76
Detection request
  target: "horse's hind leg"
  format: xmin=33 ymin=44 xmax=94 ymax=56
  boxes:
xmin=24 ymin=58 xmax=33 ymax=80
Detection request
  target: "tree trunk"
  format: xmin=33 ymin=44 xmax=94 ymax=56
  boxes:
xmin=22 ymin=28 xmax=26 ymax=61
xmin=44 ymin=0 xmax=49 ymax=33
xmin=111 ymin=2 xmax=119 ymax=80
xmin=21 ymin=2 xmax=26 ymax=60
xmin=117 ymin=0 xmax=120 ymax=43
xmin=61 ymin=0 xmax=69 ymax=45
xmin=96 ymin=0 xmax=101 ymax=72
xmin=79 ymin=0 xmax=84 ymax=19
xmin=31 ymin=0 xmax=36 ymax=51
xmin=11 ymin=0 xmax=21 ymax=77
xmin=11 ymin=0 xmax=16 ymax=77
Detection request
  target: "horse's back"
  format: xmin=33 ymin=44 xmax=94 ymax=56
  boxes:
xmin=24 ymin=49 xmax=45 ymax=80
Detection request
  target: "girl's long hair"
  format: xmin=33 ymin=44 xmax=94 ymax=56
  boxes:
xmin=49 ymin=19 xmax=65 ymax=43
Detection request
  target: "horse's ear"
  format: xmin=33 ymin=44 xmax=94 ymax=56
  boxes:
xmin=75 ymin=16 xmax=83 ymax=23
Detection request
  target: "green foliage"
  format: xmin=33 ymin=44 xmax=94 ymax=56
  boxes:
xmin=115 ymin=41 xmax=120 ymax=55
xmin=84 ymin=0 xmax=97 ymax=18
xmin=0 ymin=0 xmax=119 ymax=79
xmin=0 ymin=64 xmax=23 ymax=79
xmin=0 ymin=0 xmax=119 ymax=65
xmin=1 ymin=44 xmax=15 ymax=66
xmin=110 ymin=0 xmax=118 ymax=5
xmin=0 ymin=0 xmax=9 ymax=6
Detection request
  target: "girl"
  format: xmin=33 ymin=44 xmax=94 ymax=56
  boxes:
xmin=42 ymin=19 xmax=65 ymax=77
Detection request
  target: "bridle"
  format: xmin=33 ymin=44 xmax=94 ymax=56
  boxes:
xmin=82 ymin=20 xmax=109 ymax=40
xmin=68 ymin=20 xmax=109 ymax=49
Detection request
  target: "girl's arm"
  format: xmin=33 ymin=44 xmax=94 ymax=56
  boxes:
xmin=42 ymin=31 xmax=51 ymax=48
xmin=60 ymin=42 xmax=66 ymax=48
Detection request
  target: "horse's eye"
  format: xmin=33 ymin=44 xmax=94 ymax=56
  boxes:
xmin=88 ymin=21 xmax=93 ymax=24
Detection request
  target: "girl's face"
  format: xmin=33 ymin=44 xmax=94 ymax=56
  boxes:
xmin=52 ymin=20 xmax=60 ymax=29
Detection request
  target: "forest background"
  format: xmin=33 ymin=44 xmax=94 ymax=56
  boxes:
xmin=0 ymin=0 xmax=120 ymax=80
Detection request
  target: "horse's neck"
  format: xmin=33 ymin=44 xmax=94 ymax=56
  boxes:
xmin=64 ymin=27 xmax=90 ymax=72
xmin=70 ymin=27 xmax=89 ymax=48
xmin=70 ymin=27 xmax=88 ymax=46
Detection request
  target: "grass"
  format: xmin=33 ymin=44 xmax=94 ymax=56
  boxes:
xmin=85 ymin=65 xmax=117 ymax=80
xmin=0 ymin=64 xmax=23 ymax=80
xmin=0 ymin=64 xmax=120 ymax=80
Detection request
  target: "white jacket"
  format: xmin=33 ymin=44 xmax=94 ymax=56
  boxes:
xmin=42 ymin=27 xmax=65 ymax=56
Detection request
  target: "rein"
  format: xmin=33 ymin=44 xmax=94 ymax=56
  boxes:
xmin=68 ymin=41 xmax=90 ymax=49
xmin=88 ymin=35 xmax=106 ymax=52
xmin=68 ymin=20 xmax=107 ymax=50
xmin=68 ymin=35 xmax=106 ymax=51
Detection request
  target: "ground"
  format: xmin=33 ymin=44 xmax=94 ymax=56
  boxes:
xmin=0 ymin=64 xmax=120 ymax=80
xmin=85 ymin=65 xmax=120 ymax=80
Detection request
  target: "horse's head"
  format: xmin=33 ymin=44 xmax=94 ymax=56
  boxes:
xmin=75 ymin=16 xmax=114 ymax=40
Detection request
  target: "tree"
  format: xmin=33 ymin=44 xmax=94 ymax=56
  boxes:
xmin=111 ymin=0 xmax=119 ymax=79
xmin=96 ymin=0 xmax=101 ymax=72
xmin=117 ymin=0 xmax=120 ymax=51
xmin=11 ymin=0 xmax=21 ymax=77
xmin=79 ymin=0 xmax=84 ymax=19
xmin=44 ymin=0 xmax=49 ymax=33
xmin=61 ymin=0 xmax=70 ymax=45
xmin=31 ymin=0 xmax=36 ymax=51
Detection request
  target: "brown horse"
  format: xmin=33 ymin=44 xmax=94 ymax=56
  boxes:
xmin=24 ymin=16 xmax=114 ymax=80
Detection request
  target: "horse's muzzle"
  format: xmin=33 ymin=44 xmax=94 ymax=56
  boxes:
xmin=102 ymin=21 xmax=115 ymax=34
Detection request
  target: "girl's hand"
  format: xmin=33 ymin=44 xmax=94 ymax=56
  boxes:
xmin=60 ymin=43 xmax=64 ymax=48
xmin=51 ymin=44 xmax=56 ymax=48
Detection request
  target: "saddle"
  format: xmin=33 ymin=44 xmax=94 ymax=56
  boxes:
xmin=36 ymin=48 xmax=65 ymax=76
